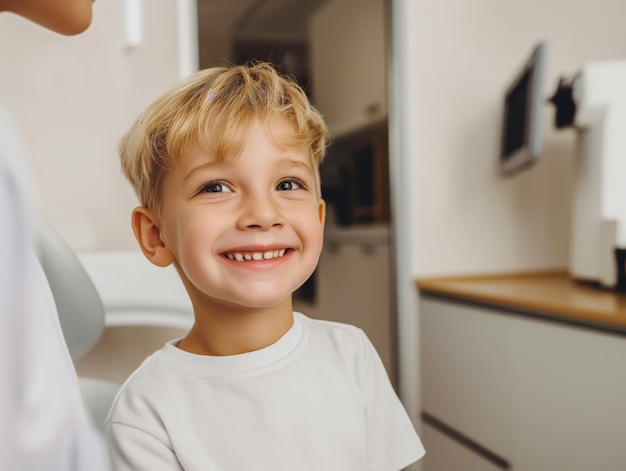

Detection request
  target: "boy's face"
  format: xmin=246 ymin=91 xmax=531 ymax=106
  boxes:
xmin=146 ymin=119 xmax=325 ymax=314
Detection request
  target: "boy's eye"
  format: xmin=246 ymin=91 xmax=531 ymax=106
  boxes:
xmin=277 ymin=179 xmax=303 ymax=191
xmin=200 ymin=181 xmax=231 ymax=193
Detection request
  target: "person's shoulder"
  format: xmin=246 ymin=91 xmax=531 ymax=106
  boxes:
xmin=297 ymin=312 xmax=366 ymax=338
xmin=295 ymin=312 xmax=371 ymax=356
xmin=0 ymin=96 xmax=30 ymax=185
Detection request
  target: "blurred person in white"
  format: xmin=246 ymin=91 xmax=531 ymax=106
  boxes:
xmin=0 ymin=1 xmax=108 ymax=469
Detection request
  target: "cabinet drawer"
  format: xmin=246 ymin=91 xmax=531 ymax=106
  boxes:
xmin=506 ymin=309 xmax=626 ymax=470
xmin=420 ymin=297 xmax=514 ymax=458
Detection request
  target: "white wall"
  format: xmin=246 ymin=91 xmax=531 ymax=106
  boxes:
xmin=0 ymin=0 xmax=185 ymax=251
xmin=412 ymin=0 xmax=626 ymax=278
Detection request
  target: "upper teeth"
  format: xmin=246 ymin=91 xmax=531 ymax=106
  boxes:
xmin=226 ymin=249 xmax=286 ymax=261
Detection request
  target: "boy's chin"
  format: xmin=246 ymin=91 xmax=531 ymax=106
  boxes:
xmin=221 ymin=281 xmax=305 ymax=310
xmin=224 ymin=290 xmax=296 ymax=311
xmin=235 ymin=295 xmax=293 ymax=311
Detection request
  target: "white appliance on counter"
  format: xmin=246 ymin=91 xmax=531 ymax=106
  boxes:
xmin=569 ymin=60 xmax=626 ymax=289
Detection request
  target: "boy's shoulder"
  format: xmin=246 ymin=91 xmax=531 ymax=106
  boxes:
xmin=297 ymin=311 xmax=363 ymax=334
xmin=296 ymin=312 xmax=376 ymax=363
xmin=297 ymin=312 xmax=369 ymax=346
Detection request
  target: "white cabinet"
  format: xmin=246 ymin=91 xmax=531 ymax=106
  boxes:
xmin=309 ymin=0 xmax=387 ymax=137
xmin=421 ymin=298 xmax=515 ymax=460
xmin=508 ymin=309 xmax=626 ymax=471
xmin=421 ymin=296 xmax=626 ymax=471
xmin=422 ymin=423 xmax=504 ymax=471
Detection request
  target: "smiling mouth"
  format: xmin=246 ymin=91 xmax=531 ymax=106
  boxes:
xmin=223 ymin=249 xmax=289 ymax=262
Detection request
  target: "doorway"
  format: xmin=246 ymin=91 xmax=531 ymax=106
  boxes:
xmin=195 ymin=0 xmax=398 ymax=385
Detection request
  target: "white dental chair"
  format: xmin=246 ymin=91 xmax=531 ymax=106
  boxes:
xmin=33 ymin=214 xmax=121 ymax=434
xmin=74 ymin=250 xmax=194 ymax=385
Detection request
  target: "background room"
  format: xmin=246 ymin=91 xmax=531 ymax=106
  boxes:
xmin=195 ymin=0 xmax=398 ymax=385
xmin=2 ymin=1 xmax=626 ymax=470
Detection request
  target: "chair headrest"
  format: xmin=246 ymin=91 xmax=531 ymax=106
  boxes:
xmin=33 ymin=213 xmax=105 ymax=360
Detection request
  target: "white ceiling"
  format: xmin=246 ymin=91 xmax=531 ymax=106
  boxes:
xmin=197 ymin=0 xmax=328 ymax=40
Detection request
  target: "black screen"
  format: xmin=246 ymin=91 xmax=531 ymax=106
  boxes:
xmin=502 ymin=71 xmax=530 ymax=159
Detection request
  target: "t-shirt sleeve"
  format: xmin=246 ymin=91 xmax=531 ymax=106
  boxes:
xmin=106 ymin=422 xmax=183 ymax=471
xmin=360 ymin=331 xmax=426 ymax=471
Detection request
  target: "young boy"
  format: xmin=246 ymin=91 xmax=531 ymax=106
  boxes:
xmin=105 ymin=62 xmax=425 ymax=470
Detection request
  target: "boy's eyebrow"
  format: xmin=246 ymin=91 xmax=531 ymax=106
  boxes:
xmin=283 ymin=159 xmax=315 ymax=177
xmin=182 ymin=161 xmax=221 ymax=184
xmin=183 ymin=158 xmax=315 ymax=183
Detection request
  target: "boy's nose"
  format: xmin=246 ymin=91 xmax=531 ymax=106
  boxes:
xmin=237 ymin=193 xmax=284 ymax=231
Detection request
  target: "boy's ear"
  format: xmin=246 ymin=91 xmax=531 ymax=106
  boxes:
xmin=131 ymin=206 xmax=174 ymax=267
xmin=318 ymin=199 xmax=326 ymax=227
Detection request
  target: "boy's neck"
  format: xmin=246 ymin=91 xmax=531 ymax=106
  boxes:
xmin=176 ymin=298 xmax=295 ymax=356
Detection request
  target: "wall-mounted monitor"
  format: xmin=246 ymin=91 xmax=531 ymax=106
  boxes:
xmin=499 ymin=42 xmax=547 ymax=174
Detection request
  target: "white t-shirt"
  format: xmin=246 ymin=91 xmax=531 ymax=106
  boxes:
xmin=0 ymin=97 xmax=108 ymax=470
xmin=106 ymin=312 xmax=425 ymax=471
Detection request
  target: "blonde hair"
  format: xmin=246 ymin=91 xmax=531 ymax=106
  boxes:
xmin=119 ymin=62 xmax=328 ymax=213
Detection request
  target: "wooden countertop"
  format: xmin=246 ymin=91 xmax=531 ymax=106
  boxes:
xmin=416 ymin=270 xmax=626 ymax=332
